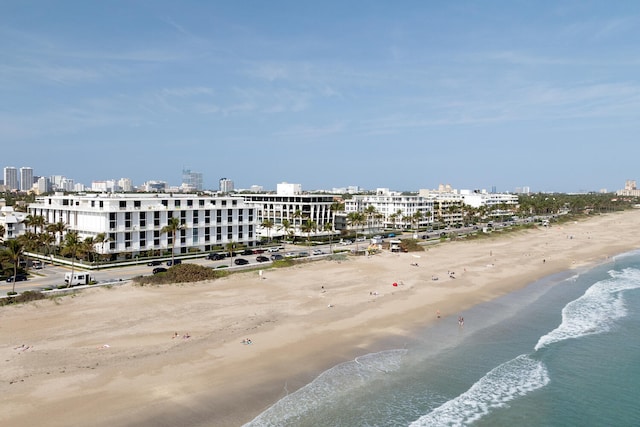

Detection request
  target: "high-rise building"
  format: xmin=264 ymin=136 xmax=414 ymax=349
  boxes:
xmin=4 ymin=167 xmax=18 ymax=190
xmin=182 ymin=169 xmax=203 ymax=191
xmin=37 ymin=176 xmax=51 ymax=194
xmin=219 ymin=177 xmax=234 ymax=193
xmin=118 ymin=178 xmax=133 ymax=192
xmin=20 ymin=167 xmax=34 ymax=191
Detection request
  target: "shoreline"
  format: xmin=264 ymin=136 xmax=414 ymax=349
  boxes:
xmin=2 ymin=211 xmax=640 ymax=427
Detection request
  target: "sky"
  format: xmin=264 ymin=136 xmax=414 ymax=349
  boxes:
xmin=2 ymin=1 xmax=640 ymax=193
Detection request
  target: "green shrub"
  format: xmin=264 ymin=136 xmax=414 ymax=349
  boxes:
xmin=133 ymin=263 xmax=227 ymax=285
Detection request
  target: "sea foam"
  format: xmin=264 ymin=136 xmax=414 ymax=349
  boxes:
xmin=534 ymin=267 xmax=640 ymax=351
xmin=408 ymin=354 xmax=549 ymax=427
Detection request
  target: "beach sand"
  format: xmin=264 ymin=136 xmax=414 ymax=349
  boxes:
xmin=2 ymin=211 xmax=640 ymax=427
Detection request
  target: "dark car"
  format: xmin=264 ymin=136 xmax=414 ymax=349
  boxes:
xmin=6 ymin=274 xmax=28 ymax=283
xmin=152 ymin=267 xmax=168 ymax=274
xmin=270 ymin=254 xmax=284 ymax=261
xmin=234 ymin=258 xmax=249 ymax=265
xmin=207 ymin=253 xmax=226 ymax=260
xmin=241 ymin=249 xmax=254 ymax=256
xmin=256 ymin=255 xmax=269 ymax=263
xmin=166 ymin=259 xmax=182 ymax=266
xmin=147 ymin=260 xmax=162 ymax=266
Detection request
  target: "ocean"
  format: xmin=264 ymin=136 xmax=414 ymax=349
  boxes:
xmin=243 ymin=249 xmax=640 ymax=427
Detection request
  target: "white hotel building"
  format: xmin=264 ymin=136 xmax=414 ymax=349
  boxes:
xmin=28 ymin=193 xmax=257 ymax=257
xmin=345 ymin=188 xmax=435 ymax=229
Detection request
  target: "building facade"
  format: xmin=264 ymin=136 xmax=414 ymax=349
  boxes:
xmin=20 ymin=167 xmax=34 ymax=192
xmin=28 ymin=193 xmax=258 ymax=256
xmin=219 ymin=178 xmax=234 ymax=193
xmin=4 ymin=167 xmax=18 ymax=191
xmin=241 ymin=183 xmax=338 ymax=239
xmin=345 ymin=188 xmax=435 ymax=230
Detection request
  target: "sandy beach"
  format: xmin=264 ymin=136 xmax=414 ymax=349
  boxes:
xmin=2 ymin=210 xmax=640 ymax=427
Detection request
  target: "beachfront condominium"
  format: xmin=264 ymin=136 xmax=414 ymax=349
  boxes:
xmin=345 ymin=188 xmax=435 ymax=230
xmin=20 ymin=167 xmax=34 ymax=192
xmin=28 ymin=192 xmax=257 ymax=257
xmin=4 ymin=166 xmax=18 ymax=191
xmin=240 ymin=182 xmax=339 ymax=240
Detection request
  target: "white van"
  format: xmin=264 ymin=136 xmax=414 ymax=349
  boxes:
xmin=64 ymin=272 xmax=92 ymax=286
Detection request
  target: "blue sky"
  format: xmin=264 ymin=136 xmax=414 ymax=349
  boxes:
xmin=2 ymin=1 xmax=639 ymax=193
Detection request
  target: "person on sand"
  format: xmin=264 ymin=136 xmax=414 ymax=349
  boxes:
xmin=172 ymin=332 xmax=178 ymax=339
xmin=183 ymin=332 xmax=191 ymax=339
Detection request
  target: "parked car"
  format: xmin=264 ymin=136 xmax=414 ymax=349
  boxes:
xmin=253 ymin=248 xmax=265 ymax=254
xmin=147 ymin=260 xmax=162 ymax=266
xmin=234 ymin=258 xmax=250 ymax=265
xmin=6 ymin=274 xmax=28 ymax=283
xmin=166 ymin=259 xmax=182 ymax=266
xmin=267 ymin=247 xmax=283 ymax=252
xmin=340 ymin=240 xmax=353 ymax=245
xmin=270 ymin=254 xmax=284 ymax=261
xmin=298 ymin=252 xmax=310 ymax=257
xmin=207 ymin=253 xmax=226 ymax=260
xmin=32 ymin=261 xmax=44 ymax=269
xmin=241 ymin=249 xmax=254 ymax=256
xmin=152 ymin=267 xmax=167 ymax=274
xmin=312 ymin=249 xmax=325 ymax=255
xmin=284 ymin=252 xmax=297 ymax=258
xmin=256 ymin=255 xmax=270 ymax=263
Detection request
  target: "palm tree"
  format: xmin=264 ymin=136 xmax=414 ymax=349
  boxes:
xmin=48 ymin=221 xmax=67 ymax=253
xmin=364 ymin=205 xmax=377 ymax=235
xmin=94 ymin=233 xmax=107 ymax=270
xmin=0 ymin=224 xmax=5 ymax=244
xmin=323 ymin=222 xmax=334 ymax=254
xmin=412 ymin=211 xmax=424 ymax=234
xmin=301 ymin=219 xmax=317 ymax=253
xmin=389 ymin=212 xmax=398 ymax=230
xmin=62 ymin=231 xmax=81 ymax=288
xmin=292 ymin=209 xmax=303 ymax=242
xmin=225 ymin=241 xmax=238 ymax=257
xmin=161 ymin=217 xmax=182 ymax=266
xmin=40 ymin=232 xmax=55 ymax=264
xmin=82 ymin=237 xmax=96 ymax=263
xmin=25 ymin=214 xmax=46 ymax=234
xmin=4 ymin=239 xmax=24 ymax=294
xmin=347 ymin=212 xmax=366 ymax=251
xmin=279 ymin=219 xmax=293 ymax=243
xmin=261 ymin=219 xmax=275 ymax=243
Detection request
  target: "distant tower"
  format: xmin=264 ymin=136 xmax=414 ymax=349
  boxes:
xmin=182 ymin=169 xmax=203 ymax=191
xmin=20 ymin=167 xmax=34 ymax=191
xmin=4 ymin=167 xmax=18 ymax=190
xmin=219 ymin=177 xmax=234 ymax=193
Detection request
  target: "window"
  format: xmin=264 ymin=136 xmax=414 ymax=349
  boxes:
xmin=175 ymin=200 xmax=181 ymax=208
xmin=109 ymin=212 xmax=117 ymax=230
xmin=119 ymin=200 xmax=126 ymax=209
xmin=140 ymin=212 xmax=146 ymax=227
xmin=134 ymin=200 xmax=141 ymax=209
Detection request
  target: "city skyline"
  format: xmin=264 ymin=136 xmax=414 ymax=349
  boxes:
xmin=2 ymin=2 xmax=640 ymax=193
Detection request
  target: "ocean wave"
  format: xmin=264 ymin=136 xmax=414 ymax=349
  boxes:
xmin=534 ymin=267 xmax=640 ymax=351
xmin=242 ymin=349 xmax=407 ymax=427
xmin=408 ymin=354 xmax=549 ymax=427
